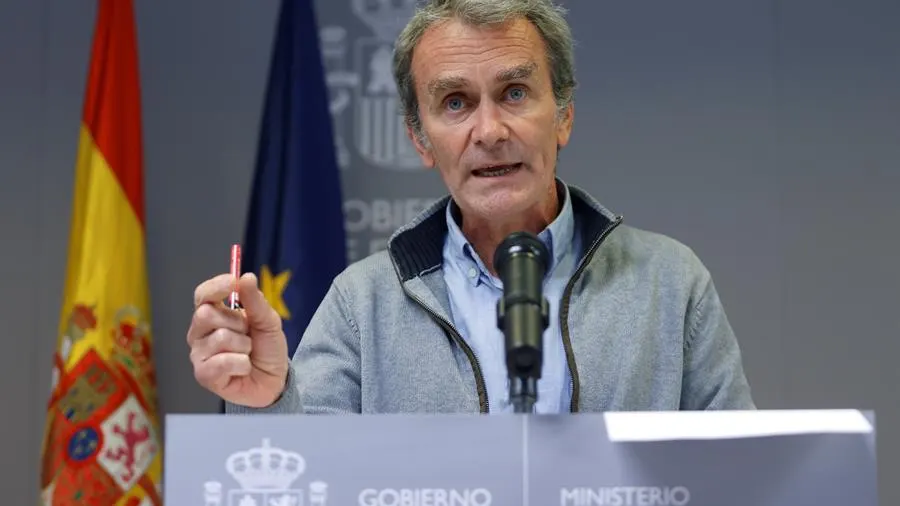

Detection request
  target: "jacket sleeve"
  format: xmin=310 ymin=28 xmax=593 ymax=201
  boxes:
xmin=680 ymin=271 xmax=756 ymax=410
xmin=225 ymin=279 xmax=362 ymax=415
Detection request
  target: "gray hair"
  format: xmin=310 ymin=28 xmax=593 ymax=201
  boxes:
xmin=392 ymin=0 xmax=577 ymax=143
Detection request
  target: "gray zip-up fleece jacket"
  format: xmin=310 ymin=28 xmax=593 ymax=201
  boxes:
xmin=226 ymin=182 xmax=755 ymax=415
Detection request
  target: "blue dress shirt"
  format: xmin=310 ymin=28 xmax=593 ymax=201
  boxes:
xmin=441 ymin=186 xmax=583 ymax=413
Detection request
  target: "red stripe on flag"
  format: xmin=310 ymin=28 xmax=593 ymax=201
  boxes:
xmin=81 ymin=0 xmax=145 ymax=226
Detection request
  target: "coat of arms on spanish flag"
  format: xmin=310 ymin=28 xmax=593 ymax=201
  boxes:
xmin=40 ymin=0 xmax=162 ymax=504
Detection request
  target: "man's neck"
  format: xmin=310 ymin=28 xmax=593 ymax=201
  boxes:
xmin=460 ymin=188 xmax=560 ymax=276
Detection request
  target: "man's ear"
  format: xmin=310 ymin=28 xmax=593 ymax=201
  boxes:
xmin=406 ymin=123 xmax=435 ymax=168
xmin=555 ymin=102 xmax=574 ymax=149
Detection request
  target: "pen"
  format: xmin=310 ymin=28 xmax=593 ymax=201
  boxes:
xmin=229 ymin=243 xmax=241 ymax=309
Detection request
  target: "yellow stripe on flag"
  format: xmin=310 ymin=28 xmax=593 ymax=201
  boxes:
xmin=57 ymin=126 xmax=153 ymax=369
xmin=40 ymin=1 xmax=162 ymax=504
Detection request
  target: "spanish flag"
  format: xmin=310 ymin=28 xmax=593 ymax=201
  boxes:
xmin=39 ymin=0 xmax=162 ymax=504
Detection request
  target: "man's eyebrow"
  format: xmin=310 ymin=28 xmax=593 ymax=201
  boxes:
xmin=426 ymin=62 xmax=539 ymax=97
xmin=496 ymin=61 xmax=537 ymax=82
xmin=427 ymin=75 xmax=469 ymax=96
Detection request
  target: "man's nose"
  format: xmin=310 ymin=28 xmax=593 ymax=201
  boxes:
xmin=472 ymin=101 xmax=509 ymax=148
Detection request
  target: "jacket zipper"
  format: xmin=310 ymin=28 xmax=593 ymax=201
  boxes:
xmin=404 ymin=290 xmax=490 ymax=413
xmin=559 ymin=216 xmax=623 ymax=413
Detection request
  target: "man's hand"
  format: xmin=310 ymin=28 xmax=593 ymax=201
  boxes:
xmin=187 ymin=272 xmax=289 ymax=408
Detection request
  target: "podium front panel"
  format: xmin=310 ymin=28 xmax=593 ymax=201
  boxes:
xmin=164 ymin=413 xmax=523 ymax=505
xmin=527 ymin=413 xmax=878 ymax=506
xmin=164 ymin=411 xmax=876 ymax=506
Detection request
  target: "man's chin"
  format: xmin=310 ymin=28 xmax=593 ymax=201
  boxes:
xmin=465 ymin=194 xmax=536 ymax=222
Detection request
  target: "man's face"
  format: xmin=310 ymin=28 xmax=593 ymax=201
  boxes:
xmin=407 ymin=17 xmax=574 ymax=221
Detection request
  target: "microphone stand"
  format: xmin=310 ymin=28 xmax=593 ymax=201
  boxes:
xmin=495 ymin=232 xmax=550 ymax=414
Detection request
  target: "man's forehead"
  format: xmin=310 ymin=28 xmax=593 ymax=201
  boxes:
xmin=422 ymin=20 xmax=538 ymax=56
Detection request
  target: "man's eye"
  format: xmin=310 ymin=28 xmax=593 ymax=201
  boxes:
xmin=507 ymin=87 xmax=526 ymax=101
xmin=446 ymin=98 xmax=464 ymax=111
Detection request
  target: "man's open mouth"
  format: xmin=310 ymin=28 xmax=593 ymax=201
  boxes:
xmin=472 ymin=163 xmax=523 ymax=177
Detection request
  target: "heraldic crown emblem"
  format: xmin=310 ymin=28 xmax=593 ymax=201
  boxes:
xmin=226 ymin=438 xmax=306 ymax=490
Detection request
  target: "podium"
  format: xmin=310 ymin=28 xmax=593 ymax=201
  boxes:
xmin=164 ymin=410 xmax=877 ymax=505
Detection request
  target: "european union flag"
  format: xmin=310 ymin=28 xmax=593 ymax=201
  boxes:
xmin=242 ymin=0 xmax=346 ymax=358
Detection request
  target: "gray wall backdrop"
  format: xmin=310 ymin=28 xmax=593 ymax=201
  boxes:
xmin=3 ymin=0 xmax=898 ymax=504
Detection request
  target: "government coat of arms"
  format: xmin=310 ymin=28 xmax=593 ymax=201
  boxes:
xmin=204 ymin=438 xmax=328 ymax=506
xmin=320 ymin=0 xmax=422 ymax=172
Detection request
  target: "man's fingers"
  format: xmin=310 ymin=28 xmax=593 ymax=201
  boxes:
xmin=187 ymin=303 xmax=248 ymax=347
xmin=193 ymin=353 xmax=252 ymax=390
xmin=193 ymin=273 xmax=239 ymax=309
xmin=237 ymin=273 xmax=281 ymax=331
xmin=190 ymin=328 xmax=253 ymax=363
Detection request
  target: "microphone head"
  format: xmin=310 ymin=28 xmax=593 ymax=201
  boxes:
xmin=494 ymin=231 xmax=550 ymax=275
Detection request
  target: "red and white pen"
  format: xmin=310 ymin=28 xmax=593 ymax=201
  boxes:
xmin=229 ymin=243 xmax=241 ymax=309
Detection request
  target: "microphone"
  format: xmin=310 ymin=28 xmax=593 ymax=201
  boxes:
xmin=494 ymin=231 xmax=550 ymax=414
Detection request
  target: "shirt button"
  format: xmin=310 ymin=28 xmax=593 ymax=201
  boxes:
xmin=468 ymin=267 xmax=478 ymax=279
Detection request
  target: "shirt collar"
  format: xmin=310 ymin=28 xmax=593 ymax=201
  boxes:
xmin=444 ymin=179 xmax=576 ymax=286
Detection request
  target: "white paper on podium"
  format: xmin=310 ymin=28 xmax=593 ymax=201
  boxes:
xmin=603 ymin=409 xmax=873 ymax=441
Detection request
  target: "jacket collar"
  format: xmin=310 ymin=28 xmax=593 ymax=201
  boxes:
xmin=387 ymin=178 xmax=622 ymax=283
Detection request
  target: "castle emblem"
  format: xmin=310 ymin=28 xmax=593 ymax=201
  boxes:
xmin=204 ymin=439 xmax=328 ymax=506
xmin=321 ymin=0 xmax=422 ymax=171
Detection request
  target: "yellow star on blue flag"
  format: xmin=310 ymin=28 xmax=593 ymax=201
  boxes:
xmin=260 ymin=265 xmax=292 ymax=319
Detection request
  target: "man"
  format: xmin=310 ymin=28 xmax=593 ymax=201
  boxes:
xmin=187 ymin=0 xmax=755 ymax=414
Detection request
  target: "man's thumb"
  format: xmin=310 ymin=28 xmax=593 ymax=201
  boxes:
xmin=237 ymin=273 xmax=281 ymax=331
